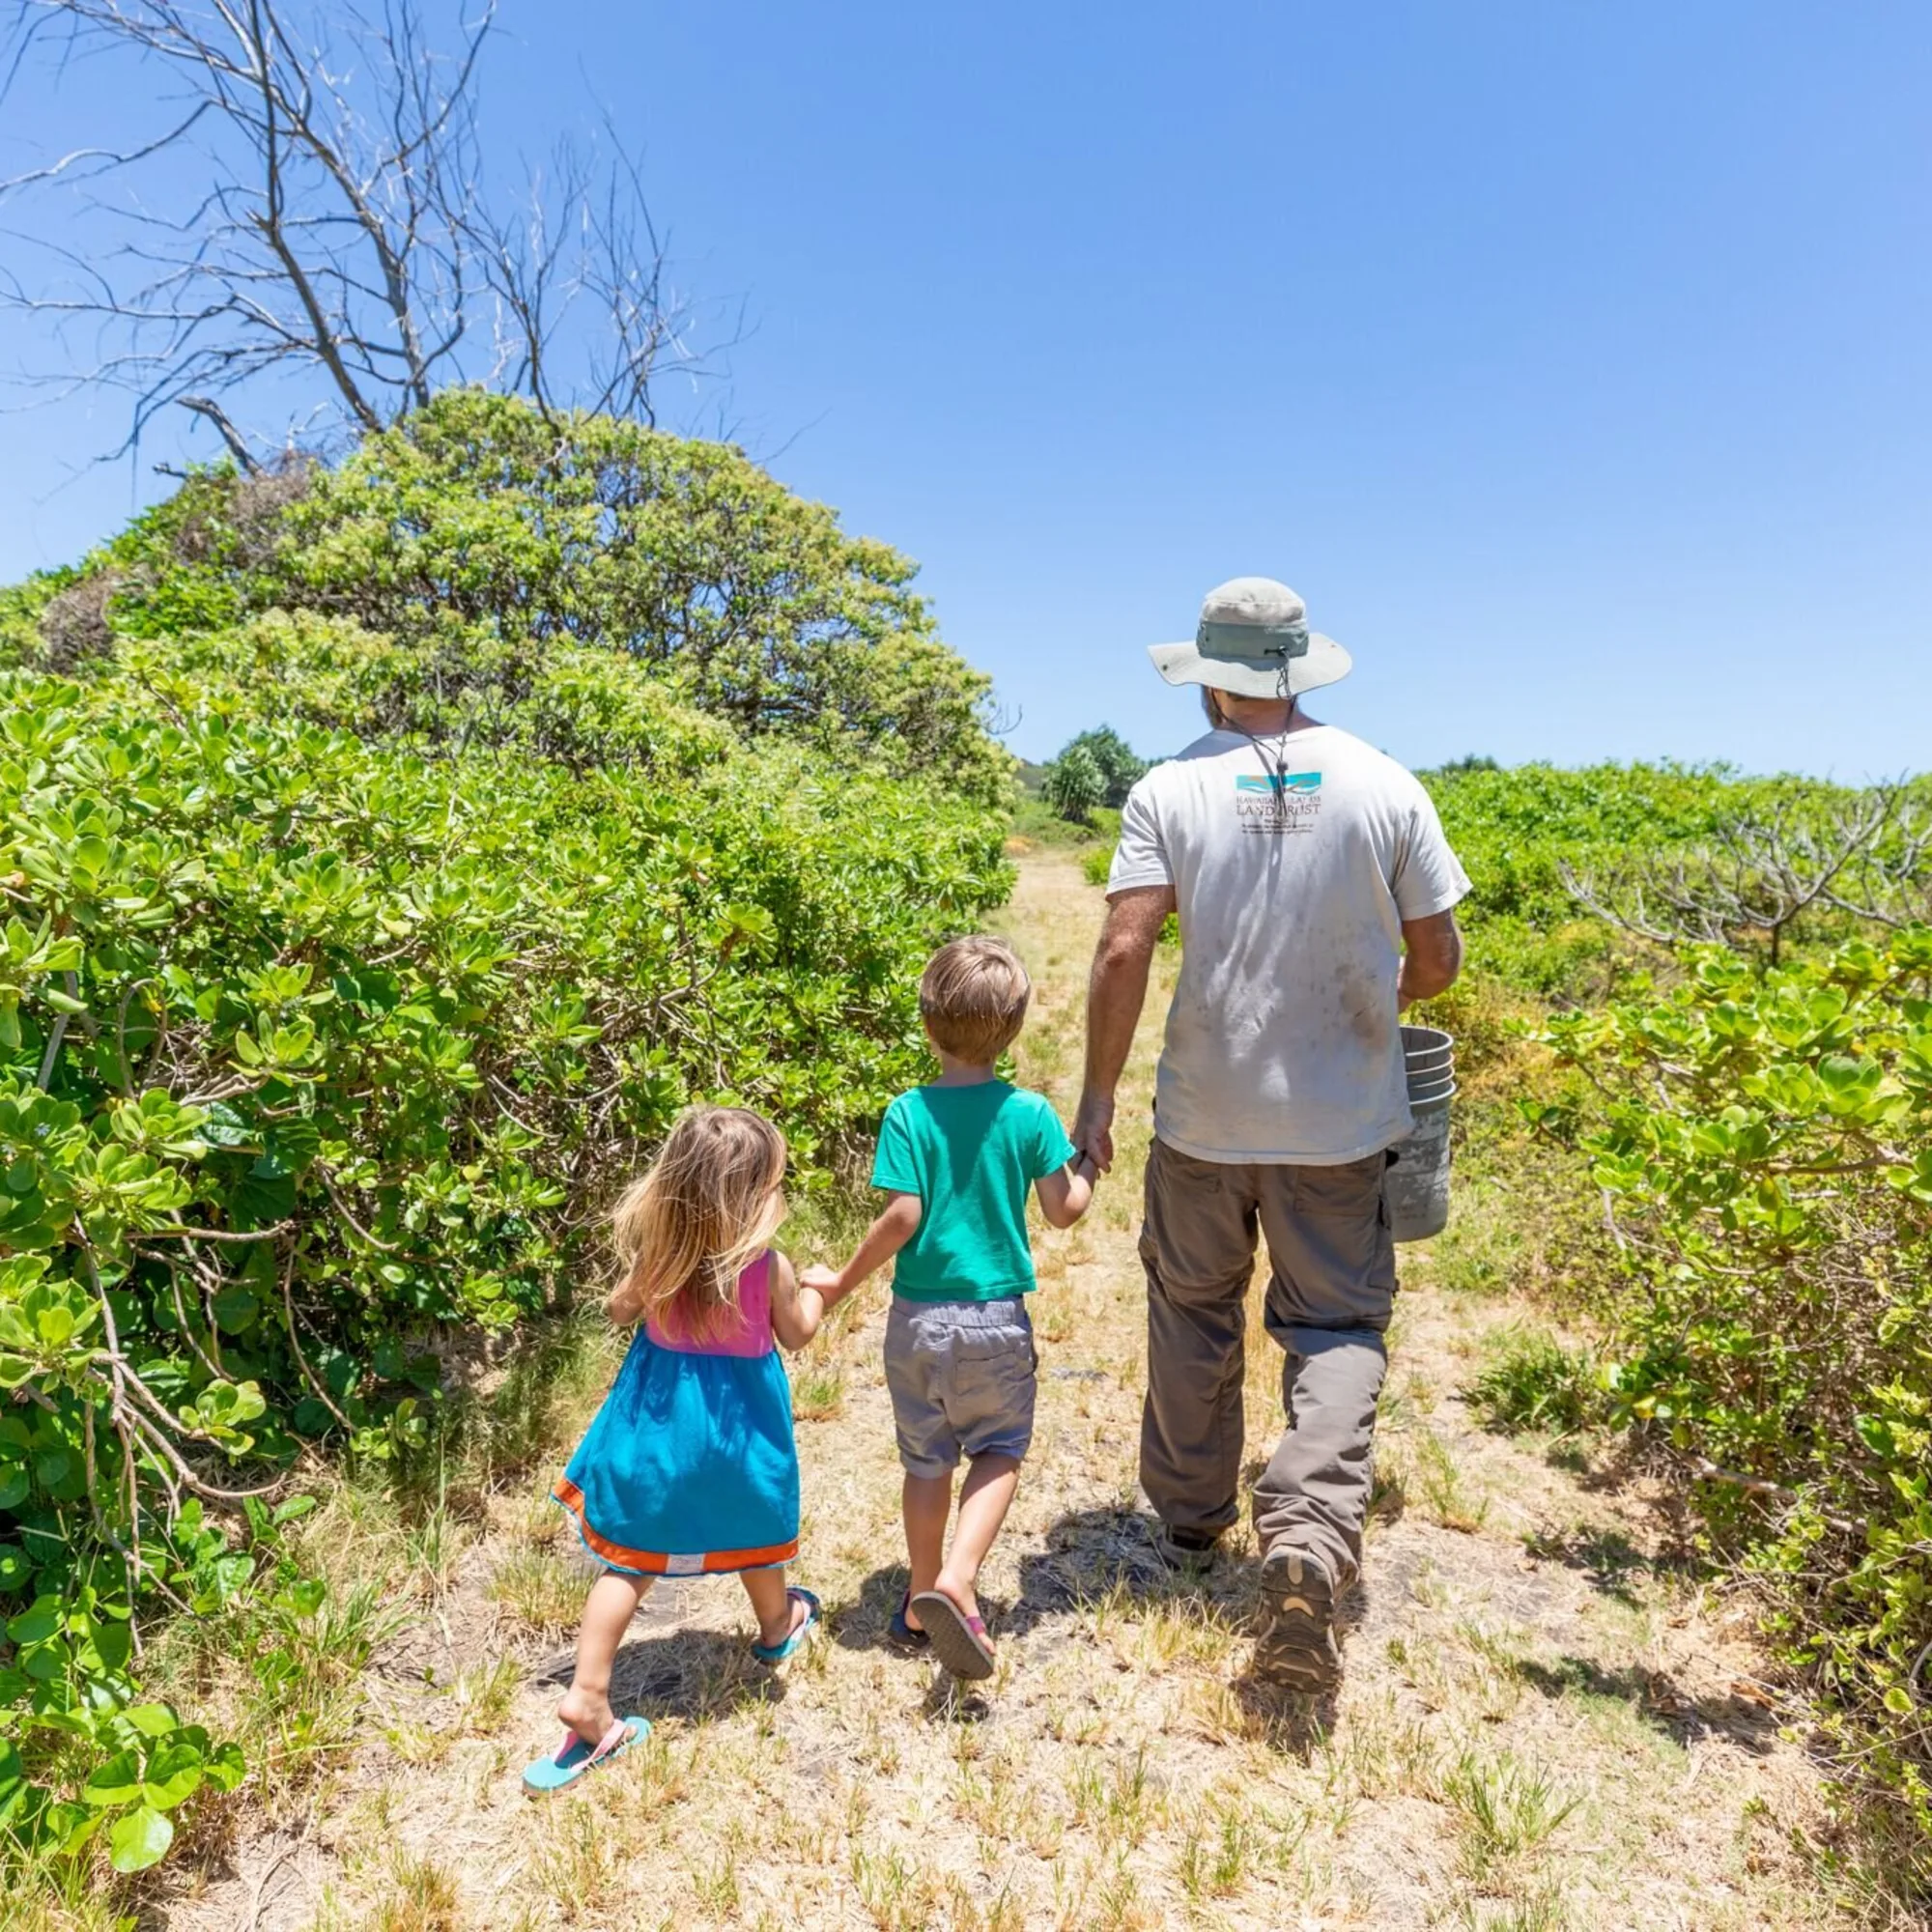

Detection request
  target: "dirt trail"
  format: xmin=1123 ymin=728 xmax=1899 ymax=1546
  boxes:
xmin=164 ymin=852 xmax=1847 ymax=1932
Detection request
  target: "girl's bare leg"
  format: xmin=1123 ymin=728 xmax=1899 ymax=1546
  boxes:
xmin=556 ymin=1569 xmax=651 ymax=1747
xmin=740 ymin=1563 xmax=807 ymax=1648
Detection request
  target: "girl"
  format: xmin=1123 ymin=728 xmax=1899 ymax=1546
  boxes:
xmin=524 ymin=1106 xmax=825 ymax=1795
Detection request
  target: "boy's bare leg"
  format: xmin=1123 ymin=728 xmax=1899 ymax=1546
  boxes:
xmin=933 ymin=1453 xmax=1020 ymax=1625
xmin=557 ymin=1570 xmax=651 ymax=1746
xmin=901 ymin=1471 xmax=953 ymax=1632
xmin=740 ymin=1562 xmax=807 ymax=1649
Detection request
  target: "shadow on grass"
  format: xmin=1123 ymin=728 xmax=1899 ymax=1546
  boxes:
xmin=1008 ymin=1505 xmax=1264 ymax=1634
xmin=1520 ymin=1523 xmax=1697 ymax=1606
xmin=1512 ymin=1651 xmax=1781 ymax=1756
xmin=1229 ymin=1675 xmax=1338 ymax=1758
xmin=533 ymin=1625 xmax=787 ymax=1724
xmin=838 ymin=1509 xmax=1380 ymax=1750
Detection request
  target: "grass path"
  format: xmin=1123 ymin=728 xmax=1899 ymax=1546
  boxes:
xmin=160 ymin=853 xmax=1853 ymax=1931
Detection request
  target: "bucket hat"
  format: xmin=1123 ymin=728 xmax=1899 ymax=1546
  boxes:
xmin=1149 ymin=577 xmax=1351 ymax=699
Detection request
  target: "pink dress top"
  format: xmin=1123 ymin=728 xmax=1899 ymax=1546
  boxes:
xmin=645 ymin=1251 xmax=775 ymax=1358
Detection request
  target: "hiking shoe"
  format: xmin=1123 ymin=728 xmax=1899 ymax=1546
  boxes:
xmin=1154 ymin=1523 xmax=1223 ymax=1571
xmin=1255 ymin=1543 xmax=1341 ymax=1692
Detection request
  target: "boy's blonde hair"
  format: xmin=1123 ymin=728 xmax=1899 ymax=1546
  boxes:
xmin=919 ymin=936 xmax=1032 ymax=1065
xmin=608 ymin=1106 xmax=787 ymax=1334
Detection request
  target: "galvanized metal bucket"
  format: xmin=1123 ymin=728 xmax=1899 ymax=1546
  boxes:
xmin=1388 ymin=1025 xmax=1456 ymax=1242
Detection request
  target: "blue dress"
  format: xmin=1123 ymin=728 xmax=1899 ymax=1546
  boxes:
xmin=554 ymin=1252 xmax=799 ymax=1575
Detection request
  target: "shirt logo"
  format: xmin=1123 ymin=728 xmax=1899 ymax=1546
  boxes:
xmin=1235 ymin=771 xmax=1322 ymax=835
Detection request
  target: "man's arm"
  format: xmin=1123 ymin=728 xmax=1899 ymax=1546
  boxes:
xmin=1074 ymin=885 xmax=1176 ymax=1170
xmin=1397 ymin=909 xmax=1463 ymax=1009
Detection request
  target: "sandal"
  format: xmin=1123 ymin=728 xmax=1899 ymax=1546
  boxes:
xmin=521 ymin=1715 xmax=649 ymax=1796
xmin=751 ymin=1586 xmax=820 ymax=1663
xmin=889 ymin=1589 xmax=929 ymax=1650
xmin=911 ymin=1589 xmax=996 ymax=1682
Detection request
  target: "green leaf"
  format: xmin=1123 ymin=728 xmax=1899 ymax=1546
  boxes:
xmin=121 ymin=1704 xmax=181 ymax=1737
xmin=285 ymin=1577 xmax=327 ymax=1617
xmin=203 ymin=1741 xmax=246 ymax=1792
xmin=42 ymin=1801 xmax=99 ymax=1855
xmin=142 ymin=1744 xmax=205 ymax=1810
xmin=82 ymin=1749 xmax=142 ymax=1809
xmin=91 ymin=1617 xmax=133 ymax=1672
xmin=0 ymin=1739 xmax=25 ymax=1821
xmin=8 ymin=1596 xmax=63 ymax=1645
xmin=211 ymin=1285 xmax=259 ymax=1334
xmin=108 ymin=1804 xmax=175 ymax=1872
xmin=199 ymin=1102 xmax=251 ymax=1150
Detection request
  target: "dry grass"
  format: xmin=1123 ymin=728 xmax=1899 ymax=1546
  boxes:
xmin=138 ymin=855 xmax=1875 ymax=1931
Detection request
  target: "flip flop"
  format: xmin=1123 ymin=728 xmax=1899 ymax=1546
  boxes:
xmin=521 ymin=1715 xmax=649 ymax=1796
xmin=751 ymin=1586 xmax=820 ymax=1663
xmin=889 ymin=1589 xmax=929 ymax=1650
xmin=911 ymin=1589 xmax=996 ymax=1682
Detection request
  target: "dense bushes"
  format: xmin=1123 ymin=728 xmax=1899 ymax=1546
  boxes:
xmin=12 ymin=391 xmax=1013 ymax=806
xmin=0 ymin=653 xmax=1007 ymax=1866
xmin=1542 ymin=933 xmax=1932 ymax=1858
xmin=0 ymin=398 xmax=1018 ymax=1877
xmin=1421 ymin=760 xmax=1753 ymax=993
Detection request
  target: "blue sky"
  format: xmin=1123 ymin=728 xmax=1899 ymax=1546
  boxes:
xmin=2 ymin=3 xmax=1926 ymax=776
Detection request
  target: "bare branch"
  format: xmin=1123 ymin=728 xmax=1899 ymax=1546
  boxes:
xmin=1566 ymin=784 xmax=1932 ymax=965
xmin=1 ymin=0 xmax=712 ymax=454
xmin=179 ymin=392 xmax=262 ymax=470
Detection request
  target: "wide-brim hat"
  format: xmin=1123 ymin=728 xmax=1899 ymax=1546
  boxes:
xmin=1149 ymin=576 xmax=1352 ymax=699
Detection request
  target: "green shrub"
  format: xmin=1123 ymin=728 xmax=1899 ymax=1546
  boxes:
xmin=118 ymin=609 xmax=734 ymax=780
xmin=1042 ymin=744 xmax=1104 ymax=825
xmin=1052 ymin=726 xmax=1147 ymax=809
xmin=0 ymin=659 xmax=1007 ymax=1869
xmin=1543 ymin=931 xmax=1932 ymax=1855
xmin=67 ymin=394 xmax=1015 ymax=807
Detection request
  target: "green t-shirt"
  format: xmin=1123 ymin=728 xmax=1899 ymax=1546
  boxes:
xmin=870 ymin=1082 xmax=1077 ymax=1301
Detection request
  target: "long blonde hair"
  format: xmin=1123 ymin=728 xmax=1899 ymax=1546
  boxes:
xmin=607 ymin=1106 xmax=787 ymax=1334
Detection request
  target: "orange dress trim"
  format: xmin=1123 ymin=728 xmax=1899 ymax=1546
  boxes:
xmin=552 ymin=1477 xmax=799 ymax=1575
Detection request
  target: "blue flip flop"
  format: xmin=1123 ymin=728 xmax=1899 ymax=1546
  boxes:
xmin=889 ymin=1589 xmax=930 ymax=1650
xmin=752 ymin=1586 xmax=820 ymax=1663
xmin=521 ymin=1715 xmax=649 ymax=1796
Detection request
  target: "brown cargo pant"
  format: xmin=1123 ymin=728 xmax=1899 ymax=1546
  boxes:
xmin=1138 ymin=1136 xmax=1397 ymax=1590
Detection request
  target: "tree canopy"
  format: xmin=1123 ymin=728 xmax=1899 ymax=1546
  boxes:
xmin=18 ymin=391 xmax=1014 ymax=805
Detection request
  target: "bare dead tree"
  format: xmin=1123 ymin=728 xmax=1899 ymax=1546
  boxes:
xmin=1564 ymin=782 xmax=1932 ymax=965
xmin=0 ymin=0 xmax=722 ymax=465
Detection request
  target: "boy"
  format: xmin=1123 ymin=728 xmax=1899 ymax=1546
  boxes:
xmin=802 ymin=936 xmax=1094 ymax=1681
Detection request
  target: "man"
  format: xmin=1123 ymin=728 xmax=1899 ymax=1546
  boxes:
xmin=1072 ymin=577 xmax=1469 ymax=1691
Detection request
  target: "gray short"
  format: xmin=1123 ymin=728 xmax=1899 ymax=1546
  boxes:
xmin=883 ymin=1295 xmax=1037 ymax=1478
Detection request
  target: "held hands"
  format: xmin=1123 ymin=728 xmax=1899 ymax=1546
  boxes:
xmin=799 ymin=1263 xmax=843 ymax=1298
xmin=1071 ymin=1091 xmax=1117 ymax=1175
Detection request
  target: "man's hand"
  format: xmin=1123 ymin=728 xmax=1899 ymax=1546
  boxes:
xmin=1072 ymin=1092 xmax=1117 ymax=1174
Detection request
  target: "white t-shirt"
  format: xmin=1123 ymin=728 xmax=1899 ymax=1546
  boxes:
xmin=1108 ymin=724 xmax=1471 ymax=1164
